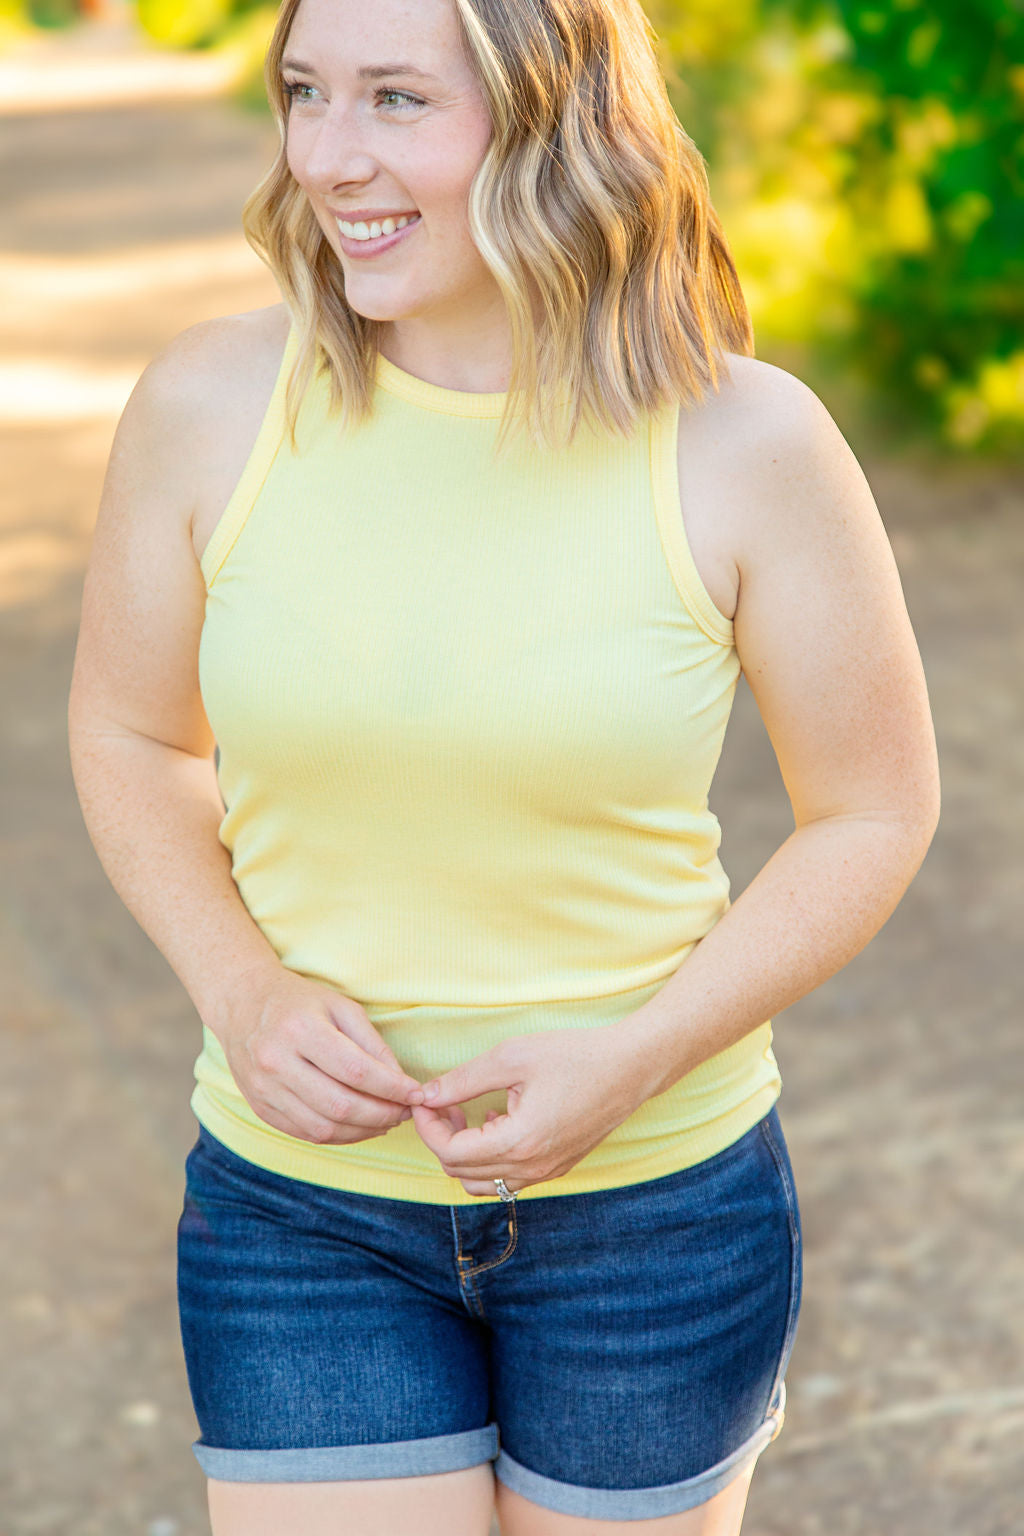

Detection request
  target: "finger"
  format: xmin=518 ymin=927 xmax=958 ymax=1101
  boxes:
xmin=410 ymin=1102 xmax=467 ymax=1133
xmin=251 ymin=1084 xmax=394 ymax=1145
xmin=420 ymin=1048 xmax=512 ymax=1109
xmin=249 ymin=1088 xmax=325 ymax=1143
xmin=410 ymin=1103 xmax=460 ymax=1161
xmin=460 ymin=1177 xmax=522 ymax=1198
xmin=304 ymin=1025 xmax=424 ymax=1106
xmin=329 ymin=1003 xmax=417 ymax=1082
xmin=411 ymin=1102 xmax=468 ymax=1130
xmin=290 ymin=1061 xmax=413 ymax=1130
xmin=420 ymin=1112 xmax=519 ymax=1174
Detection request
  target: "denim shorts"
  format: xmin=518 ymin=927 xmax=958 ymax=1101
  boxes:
xmin=177 ymin=1103 xmax=801 ymax=1520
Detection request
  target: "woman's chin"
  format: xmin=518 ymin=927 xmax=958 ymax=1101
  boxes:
xmin=339 ymin=289 xmax=419 ymax=324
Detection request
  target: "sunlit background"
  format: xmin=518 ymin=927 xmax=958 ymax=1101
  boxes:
xmin=5 ymin=0 xmax=1021 ymax=450
xmin=1 ymin=3 xmax=1021 ymax=1534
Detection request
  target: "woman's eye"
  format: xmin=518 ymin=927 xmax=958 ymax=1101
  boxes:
xmin=282 ymin=82 xmax=423 ymax=111
xmin=374 ymin=88 xmax=424 ymax=111
xmin=283 ymin=81 xmax=317 ymax=104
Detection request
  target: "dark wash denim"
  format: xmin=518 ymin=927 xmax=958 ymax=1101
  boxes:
xmin=177 ymin=1103 xmax=801 ymax=1519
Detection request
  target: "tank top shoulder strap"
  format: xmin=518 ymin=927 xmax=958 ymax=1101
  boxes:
xmin=648 ymin=399 xmax=734 ymax=646
xmin=201 ymin=319 xmax=301 ymax=589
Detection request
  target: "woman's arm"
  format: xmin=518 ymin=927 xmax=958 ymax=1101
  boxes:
xmin=414 ymin=365 xmax=940 ymax=1192
xmin=603 ymin=365 xmax=941 ymax=1097
xmin=69 ymin=317 xmax=425 ymax=1143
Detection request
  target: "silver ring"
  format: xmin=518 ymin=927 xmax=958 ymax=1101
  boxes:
xmin=493 ymin=1177 xmax=516 ymax=1202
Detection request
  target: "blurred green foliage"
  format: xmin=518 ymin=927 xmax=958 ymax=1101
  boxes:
xmin=650 ymin=0 xmax=1024 ymax=455
xmin=28 ymin=0 xmax=79 ymax=25
xmin=0 ymin=0 xmax=76 ymax=32
xmin=121 ymin=0 xmax=1024 ymax=454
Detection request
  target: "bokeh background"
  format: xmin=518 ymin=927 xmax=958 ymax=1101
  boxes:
xmin=1 ymin=2 xmax=1021 ymax=1533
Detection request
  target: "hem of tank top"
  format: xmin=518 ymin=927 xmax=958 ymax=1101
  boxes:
xmin=189 ymin=1078 xmax=783 ymax=1204
xmin=200 ymin=322 xmax=300 ymax=590
xmin=648 ymin=402 xmax=736 ymax=646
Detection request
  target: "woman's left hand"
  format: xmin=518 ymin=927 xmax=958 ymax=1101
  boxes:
xmin=410 ymin=1025 xmax=651 ymax=1196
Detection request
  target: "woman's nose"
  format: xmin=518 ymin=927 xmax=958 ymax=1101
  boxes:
xmin=301 ymin=107 xmax=377 ymax=193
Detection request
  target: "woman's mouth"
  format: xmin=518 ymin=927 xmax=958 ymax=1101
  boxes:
xmin=336 ymin=213 xmax=422 ymax=259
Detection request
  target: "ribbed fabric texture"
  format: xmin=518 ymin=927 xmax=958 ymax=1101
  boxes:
xmin=192 ymin=323 xmax=781 ymax=1203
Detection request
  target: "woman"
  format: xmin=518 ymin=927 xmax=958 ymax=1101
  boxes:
xmin=67 ymin=0 xmax=940 ymax=1531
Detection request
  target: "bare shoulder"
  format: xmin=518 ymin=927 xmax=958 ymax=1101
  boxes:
xmin=675 ymin=356 xmax=878 ymax=614
xmin=129 ymin=302 xmax=289 ymax=439
xmin=676 ymin=351 xmax=865 ymax=621
xmin=704 ymin=350 xmax=826 ymax=420
xmin=125 ymin=302 xmax=292 ymax=560
xmin=704 ymin=351 xmax=853 ymax=494
xmin=143 ymin=300 xmax=289 ymax=398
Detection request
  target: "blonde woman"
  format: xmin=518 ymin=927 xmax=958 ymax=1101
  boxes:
xmin=68 ymin=0 xmax=940 ymax=1532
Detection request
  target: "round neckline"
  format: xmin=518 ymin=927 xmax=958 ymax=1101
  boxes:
xmin=374 ymin=352 xmax=510 ymax=418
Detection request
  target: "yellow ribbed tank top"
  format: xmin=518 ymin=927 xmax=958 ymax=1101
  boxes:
xmin=193 ymin=321 xmax=781 ymax=1203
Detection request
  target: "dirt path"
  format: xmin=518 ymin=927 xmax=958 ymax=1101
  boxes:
xmin=1 ymin=19 xmax=1021 ymax=1536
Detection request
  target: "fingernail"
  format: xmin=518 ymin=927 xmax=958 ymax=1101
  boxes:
xmin=408 ymin=1087 xmax=425 ymax=1105
xmin=423 ymin=1081 xmax=440 ymax=1102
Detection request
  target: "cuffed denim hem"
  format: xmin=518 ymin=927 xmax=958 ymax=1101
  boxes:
xmin=194 ymin=1423 xmax=499 ymax=1484
xmin=494 ymin=1384 xmax=786 ymax=1521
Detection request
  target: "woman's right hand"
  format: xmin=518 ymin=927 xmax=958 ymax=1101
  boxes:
xmin=213 ymin=967 xmax=426 ymax=1145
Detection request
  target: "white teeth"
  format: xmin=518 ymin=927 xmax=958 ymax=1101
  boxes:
xmin=338 ymin=213 xmax=418 ymax=242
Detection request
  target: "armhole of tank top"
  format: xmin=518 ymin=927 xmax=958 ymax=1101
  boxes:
xmin=648 ymin=401 xmax=735 ymax=647
xmin=200 ymin=321 xmax=299 ymax=591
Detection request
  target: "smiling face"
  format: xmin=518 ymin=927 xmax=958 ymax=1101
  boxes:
xmin=283 ymin=0 xmax=500 ymax=348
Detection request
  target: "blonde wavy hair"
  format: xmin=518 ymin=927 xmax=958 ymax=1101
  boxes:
xmin=244 ymin=0 xmax=754 ymax=457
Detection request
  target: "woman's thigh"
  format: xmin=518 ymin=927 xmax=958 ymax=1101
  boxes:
xmin=496 ymin=1460 xmax=756 ymax=1536
xmin=208 ymin=1465 xmax=495 ymax=1536
xmin=479 ymin=1104 xmax=802 ymax=1525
